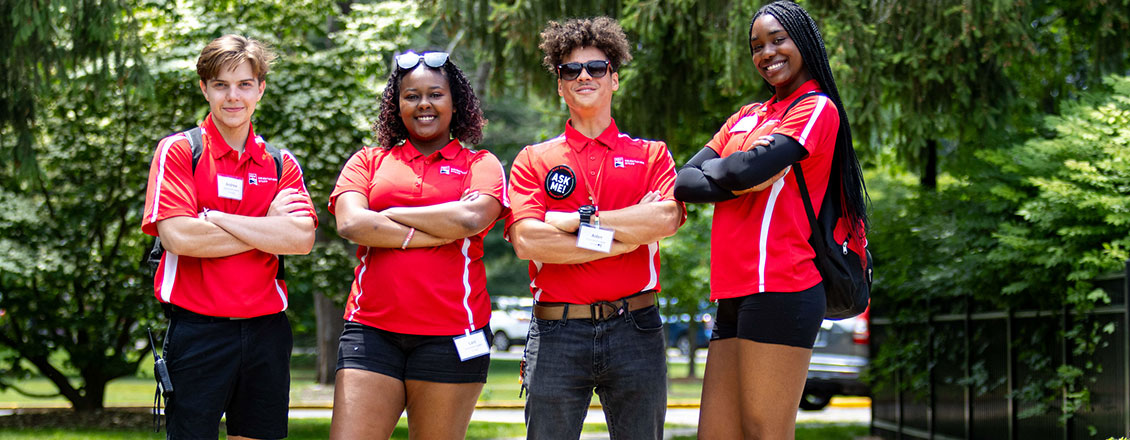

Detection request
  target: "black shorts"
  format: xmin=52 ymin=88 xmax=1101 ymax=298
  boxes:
xmin=336 ymin=321 xmax=491 ymax=383
xmin=162 ymin=309 xmax=292 ymax=440
xmin=711 ymin=283 xmax=826 ymax=349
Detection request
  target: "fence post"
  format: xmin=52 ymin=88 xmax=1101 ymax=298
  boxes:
xmin=964 ymin=294 xmax=973 ymax=439
xmin=928 ymin=308 xmax=936 ymax=439
xmin=1123 ymin=260 xmax=1129 ymax=438
xmin=1062 ymin=303 xmax=1073 ymax=440
xmin=1007 ymin=307 xmax=1017 ymax=440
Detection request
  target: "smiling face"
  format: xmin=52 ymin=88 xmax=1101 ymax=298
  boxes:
xmin=750 ymin=14 xmax=811 ymax=98
xmin=398 ymin=66 xmax=454 ymax=154
xmin=200 ymin=60 xmax=265 ymax=140
xmin=556 ymin=46 xmax=619 ymax=117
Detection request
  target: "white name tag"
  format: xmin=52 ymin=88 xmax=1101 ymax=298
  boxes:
xmin=729 ymin=115 xmax=759 ymax=133
xmin=453 ymin=330 xmax=490 ymax=361
xmin=217 ymin=175 xmax=243 ymax=200
xmin=576 ymin=223 xmax=614 ymax=253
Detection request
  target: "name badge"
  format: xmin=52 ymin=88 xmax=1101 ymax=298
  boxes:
xmin=729 ymin=115 xmax=758 ymax=133
xmin=576 ymin=223 xmax=614 ymax=253
xmin=217 ymin=175 xmax=243 ymax=200
xmin=453 ymin=330 xmax=490 ymax=361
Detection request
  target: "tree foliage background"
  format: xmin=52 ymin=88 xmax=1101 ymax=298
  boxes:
xmin=2 ymin=0 xmax=1129 ymax=418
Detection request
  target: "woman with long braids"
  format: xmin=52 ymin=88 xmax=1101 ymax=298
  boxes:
xmin=673 ymin=1 xmax=868 ymax=438
xmin=327 ymin=50 xmax=507 ymax=439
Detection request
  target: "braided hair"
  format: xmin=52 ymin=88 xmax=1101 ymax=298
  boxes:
xmin=373 ymin=57 xmax=486 ymax=150
xmin=751 ymin=1 xmax=869 ymax=231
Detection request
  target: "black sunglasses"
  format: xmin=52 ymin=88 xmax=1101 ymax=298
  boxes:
xmin=394 ymin=51 xmax=449 ymax=71
xmin=556 ymin=60 xmax=612 ymax=81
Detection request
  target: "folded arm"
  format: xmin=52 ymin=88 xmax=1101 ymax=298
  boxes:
xmin=543 ymin=192 xmax=681 ymax=246
xmin=381 ymin=190 xmax=504 ymax=239
xmin=509 ymin=218 xmax=639 ymax=265
xmin=333 ymin=191 xmax=454 ymax=249
xmin=205 ymin=188 xmax=316 ymax=255
xmin=156 ymin=215 xmax=255 ymax=258
xmin=701 ymin=134 xmax=806 ymax=191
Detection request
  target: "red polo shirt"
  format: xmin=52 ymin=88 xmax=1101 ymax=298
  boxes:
xmin=142 ymin=114 xmax=317 ymax=318
xmin=705 ymin=80 xmax=839 ymax=299
xmin=328 ymin=140 xmax=509 ymax=336
xmin=507 ymin=119 xmax=683 ymax=304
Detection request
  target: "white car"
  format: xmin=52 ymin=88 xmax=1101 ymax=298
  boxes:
xmin=489 ymin=297 xmax=533 ymax=351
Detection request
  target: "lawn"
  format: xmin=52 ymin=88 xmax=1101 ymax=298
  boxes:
xmin=0 ymin=419 xmax=868 ymax=439
xmin=0 ymin=354 xmax=707 ymax=408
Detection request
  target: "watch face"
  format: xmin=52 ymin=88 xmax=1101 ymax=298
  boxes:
xmin=579 ymin=205 xmax=596 ymax=216
xmin=545 ymin=165 xmax=576 ymax=200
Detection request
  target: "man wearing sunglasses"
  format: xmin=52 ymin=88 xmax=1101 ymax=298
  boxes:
xmin=507 ymin=17 xmax=685 ymax=440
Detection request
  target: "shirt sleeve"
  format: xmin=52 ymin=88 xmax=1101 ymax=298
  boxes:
xmin=141 ymin=135 xmax=197 ymax=237
xmin=703 ymin=104 xmax=757 ymax=155
xmin=646 ymin=141 xmax=687 ymax=225
xmin=279 ymin=149 xmax=319 ymax=228
xmin=504 ymin=146 xmax=546 ymax=231
xmin=328 ymin=148 xmax=374 ymax=216
xmin=772 ymin=95 xmax=840 ymax=158
xmin=467 ymin=150 xmax=511 ymax=217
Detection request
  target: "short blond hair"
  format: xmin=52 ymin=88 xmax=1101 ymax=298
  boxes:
xmin=196 ymin=35 xmax=276 ymax=82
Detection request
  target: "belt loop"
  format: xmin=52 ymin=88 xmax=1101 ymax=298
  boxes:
xmin=562 ymin=303 xmax=570 ymax=323
xmin=589 ymin=303 xmax=598 ymax=323
xmin=618 ymin=298 xmax=629 ymax=317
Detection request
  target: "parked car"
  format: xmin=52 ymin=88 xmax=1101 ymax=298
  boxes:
xmin=489 ymin=297 xmax=533 ymax=351
xmin=802 ymin=308 xmax=871 ymax=410
xmin=663 ymin=311 xmax=713 ymax=356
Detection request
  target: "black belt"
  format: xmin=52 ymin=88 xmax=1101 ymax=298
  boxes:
xmin=165 ymin=304 xmax=255 ymax=323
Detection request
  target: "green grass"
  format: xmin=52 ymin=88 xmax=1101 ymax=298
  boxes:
xmin=0 ymin=419 xmax=867 ymax=439
xmin=0 ymin=357 xmax=704 ymax=407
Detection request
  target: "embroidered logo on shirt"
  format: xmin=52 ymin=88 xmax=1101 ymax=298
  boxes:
xmin=440 ymin=165 xmax=468 ymax=176
xmin=544 ymin=165 xmax=576 ymax=200
xmin=248 ymin=173 xmax=259 ymax=185
xmin=613 ymin=157 xmax=646 ymax=167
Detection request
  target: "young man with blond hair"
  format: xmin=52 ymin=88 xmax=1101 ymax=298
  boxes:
xmin=142 ymin=34 xmax=316 ymax=439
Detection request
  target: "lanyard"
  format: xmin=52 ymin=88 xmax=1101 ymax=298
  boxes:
xmin=567 ymin=141 xmax=609 ymax=207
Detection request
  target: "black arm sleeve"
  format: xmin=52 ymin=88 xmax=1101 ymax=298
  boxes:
xmin=673 ymin=147 xmax=739 ymax=203
xmin=700 ymin=134 xmax=807 ymax=191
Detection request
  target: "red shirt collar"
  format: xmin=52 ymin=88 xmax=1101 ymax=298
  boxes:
xmin=767 ymin=79 xmax=822 ymax=111
xmin=201 ymin=114 xmax=269 ymax=166
xmin=564 ymin=118 xmax=621 ymax=152
xmin=402 ymin=138 xmax=463 ymax=161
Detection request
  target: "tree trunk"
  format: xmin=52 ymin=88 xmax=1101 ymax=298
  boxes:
xmin=314 ymin=292 xmax=345 ymax=385
xmin=921 ymin=139 xmax=938 ymax=190
xmin=685 ymin=320 xmax=698 ymax=379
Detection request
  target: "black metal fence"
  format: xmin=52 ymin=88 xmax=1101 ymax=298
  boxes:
xmin=870 ymin=262 xmax=1130 ymax=439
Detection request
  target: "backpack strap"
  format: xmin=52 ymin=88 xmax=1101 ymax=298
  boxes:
xmin=783 ymin=91 xmax=829 ymax=247
xmin=261 ymin=140 xmax=286 ymax=281
xmin=185 ymin=127 xmax=204 ymax=173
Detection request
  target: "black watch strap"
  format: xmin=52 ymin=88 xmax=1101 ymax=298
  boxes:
xmin=578 ymin=204 xmax=596 ymax=225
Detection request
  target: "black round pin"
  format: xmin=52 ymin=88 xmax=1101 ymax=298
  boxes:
xmin=544 ymin=165 xmax=576 ymax=200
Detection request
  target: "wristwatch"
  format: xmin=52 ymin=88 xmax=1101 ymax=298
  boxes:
xmin=578 ymin=204 xmax=597 ymax=226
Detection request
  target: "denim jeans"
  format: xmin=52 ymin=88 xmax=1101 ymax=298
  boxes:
xmin=523 ymin=305 xmax=667 ymax=440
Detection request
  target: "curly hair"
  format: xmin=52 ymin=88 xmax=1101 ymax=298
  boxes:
xmin=372 ymin=56 xmax=485 ymax=149
xmin=538 ymin=17 xmax=632 ymax=74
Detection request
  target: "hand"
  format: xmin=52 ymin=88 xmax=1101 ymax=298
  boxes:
xmin=544 ymin=210 xmax=580 ymax=233
xmin=268 ymin=188 xmax=313 ymax=217
xmin=638 ymin=191 xmax=661 ymax=204
xmin=744 ymin=135 xmax=774 ymax=151
xmin=732 ymin=167 xmax=789 ymax=195
xmin=460 ymin=189 xmax=481 ymax=202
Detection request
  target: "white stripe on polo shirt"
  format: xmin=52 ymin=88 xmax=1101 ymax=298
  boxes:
xmin=150 ymin=133 xmax=187 ymax=224
xmin=348 ymin=247 xmax=371 ymax=321
xmin=160 ymin=252 xmax=178 ymax=302
xmin=459 ymin=238 xmax=475 ymax=330
xmin=642 ymin=242 xmax=659 ymax=292
xmin=797 ymin=96 xmax=828 ymax=146
xmin=758 ymin=169 xmax=790 ymax=292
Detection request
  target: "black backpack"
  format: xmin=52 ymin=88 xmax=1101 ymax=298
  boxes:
xmin=142 ymin=127 xmax=286 ymax=280
xmin=783 ymin=92 xmax=872 ymax=320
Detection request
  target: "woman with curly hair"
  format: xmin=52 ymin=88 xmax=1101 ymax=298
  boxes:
xmin=327 ymin=50 xmax=507 ymax=440
xmin=674 ymin=1 xmax=869 ymax=438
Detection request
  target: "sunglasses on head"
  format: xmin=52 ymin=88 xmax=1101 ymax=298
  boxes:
xmin=395 ymin=51 xmax=449 ymax=71
xmin=556 ymin=60 xmax=611 ymax=81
